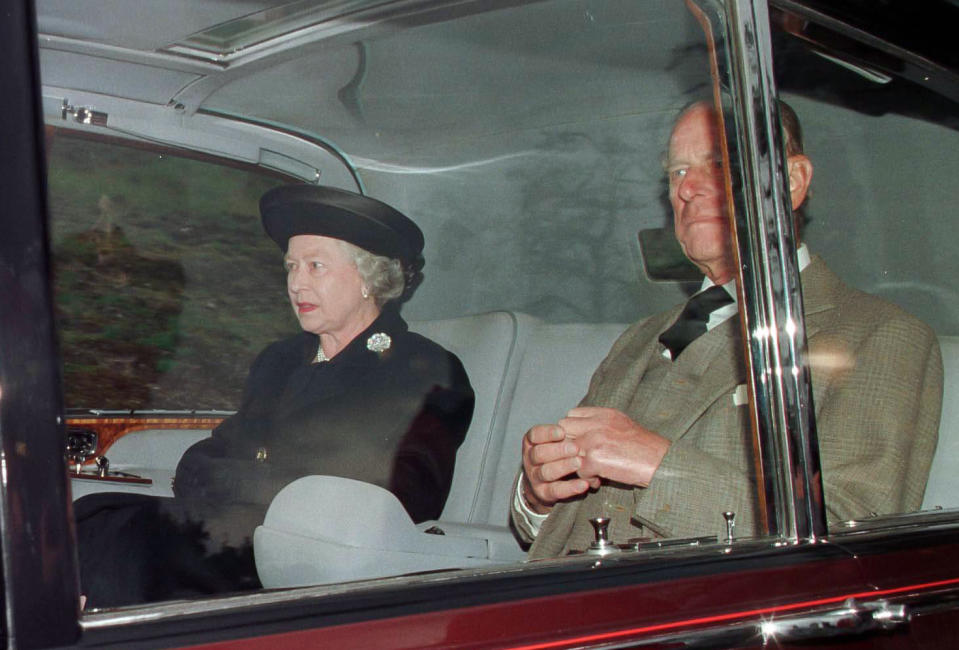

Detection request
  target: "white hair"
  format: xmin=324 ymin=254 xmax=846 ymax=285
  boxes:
xmin=337 ymin=240 xmax=405 ymax=307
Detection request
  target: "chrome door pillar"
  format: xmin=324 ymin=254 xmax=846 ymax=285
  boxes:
xmin=690 ymin=0 xmax=827 ymax=542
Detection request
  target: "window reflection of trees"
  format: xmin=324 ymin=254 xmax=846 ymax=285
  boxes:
xmin=54 ymin=203 xmax=185 ymax=409
xmin=47 ymin=136 xmax=292 ymax=410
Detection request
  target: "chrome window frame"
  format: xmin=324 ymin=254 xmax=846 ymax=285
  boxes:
xmin=690 ymin=0 xmax=826 ymax=542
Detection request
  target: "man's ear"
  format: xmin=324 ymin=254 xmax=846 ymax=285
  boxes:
xmin=787 ymin=154 xmax=813 ymax=210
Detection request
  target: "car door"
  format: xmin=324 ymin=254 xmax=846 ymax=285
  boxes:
xmin=3 ymin=0 xmax=959 ymax=648
xmin=0 ymin=1 xmax=81 ymax=647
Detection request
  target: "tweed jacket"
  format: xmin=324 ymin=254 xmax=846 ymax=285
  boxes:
xmin=516 ymin=256 xmax=942 ymax=559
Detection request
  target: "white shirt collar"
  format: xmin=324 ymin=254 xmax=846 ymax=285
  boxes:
xmin=697 ymin=244 xmax=810 ymax=331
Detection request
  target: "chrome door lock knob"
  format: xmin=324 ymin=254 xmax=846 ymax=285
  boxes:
xmin=587 ymin=517 xmax=619 ymax=556
xmin=723 ymin=511 xmax=736 ymax=543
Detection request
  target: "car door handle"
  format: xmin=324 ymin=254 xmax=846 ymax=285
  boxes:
xmin=761 ymin=598 xmax=909 ymax=644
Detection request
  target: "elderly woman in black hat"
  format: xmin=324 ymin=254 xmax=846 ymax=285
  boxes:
xmin=75 ymin=185 xmax=474 ymax=607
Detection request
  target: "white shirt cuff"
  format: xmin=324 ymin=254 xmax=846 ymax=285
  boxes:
xmin=513 ymin=472 xmax=548 ymax=536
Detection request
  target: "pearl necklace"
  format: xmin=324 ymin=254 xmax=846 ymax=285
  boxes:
xmin=315 ymin=344 xmax=329 ymax=363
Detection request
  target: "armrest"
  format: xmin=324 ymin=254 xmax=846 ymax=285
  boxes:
xmin=254 ymin=475 xmax=525 ymax=588
xmin=415 ymin=520 xmax=527 ymax=563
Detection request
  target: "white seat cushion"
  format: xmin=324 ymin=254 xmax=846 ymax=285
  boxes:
xmin=410 ymin=311 xmax=528 ymax=524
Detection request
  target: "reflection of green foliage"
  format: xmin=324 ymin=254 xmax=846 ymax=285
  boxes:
xmin=48 ymin=136 xmax=293 ymax=410
xmin=54 ymin=224 xmax=188 ymax=407
xmin=145 ymin=331 xmax=178 ymax=352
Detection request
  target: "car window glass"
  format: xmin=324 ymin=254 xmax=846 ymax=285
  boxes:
xmin=47 ymin=134 xmax=291 ymax=409
xmin=769 ymin=18 xmax=958 ymax=523
xmin=42 ymin=0 xmax=790 ymax=613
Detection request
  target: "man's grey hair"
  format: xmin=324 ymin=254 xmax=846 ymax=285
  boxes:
xmin=663 ymin=98 xmax=804 ymax=164
xmin=662 ymin=97 xmax=810 ymax=232
xmin=338 ymin=240 xmax=406 ymax=307
xmin=778 ymin=99 xmax=804 ymax=157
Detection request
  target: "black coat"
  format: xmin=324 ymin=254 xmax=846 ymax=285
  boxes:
xmin=76 ymin=308 xmax=473 ymax=607
xmin=174 ymin=307 xmax=474 ymax=524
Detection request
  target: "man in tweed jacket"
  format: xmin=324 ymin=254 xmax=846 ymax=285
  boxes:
xmin=511 ymin=102 xmax=943 ymax=559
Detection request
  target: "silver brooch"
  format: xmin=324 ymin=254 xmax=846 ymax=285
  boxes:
xmin=366 ymin=332 xmax=392 ymax=353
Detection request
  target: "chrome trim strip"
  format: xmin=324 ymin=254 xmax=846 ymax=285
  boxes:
xmin=691 ymin=0 xmax=826 ymax=541
xmin=37 ymin=34 xmax=224 ymax=73
xmin=563 ymin=590 xmax=959 ymax=650
xmin=831 ymin=508 xmax=959 ymax=537
xmin=565 ymin=577 xmax=959 ymax=649
xmin=725 ymin=0 xmax=826 ymax=541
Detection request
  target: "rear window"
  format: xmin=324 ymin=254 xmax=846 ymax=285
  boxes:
xmin=48 ymin=135 xmax=290 ymax=409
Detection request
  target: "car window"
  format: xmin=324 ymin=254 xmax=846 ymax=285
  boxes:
xmin=35 ymin=0 xmax=955 ymax=623
xmin=769 ymin=10 xmax=958 ymax=523
xmin=45 ymin=0 xmax=773 ymax=613
xmin=47 ymin=133 xmax=292 ymax=410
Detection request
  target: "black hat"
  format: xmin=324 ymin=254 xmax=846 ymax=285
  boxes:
xmin=260 ymin=184 xmax=425 ymax=270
